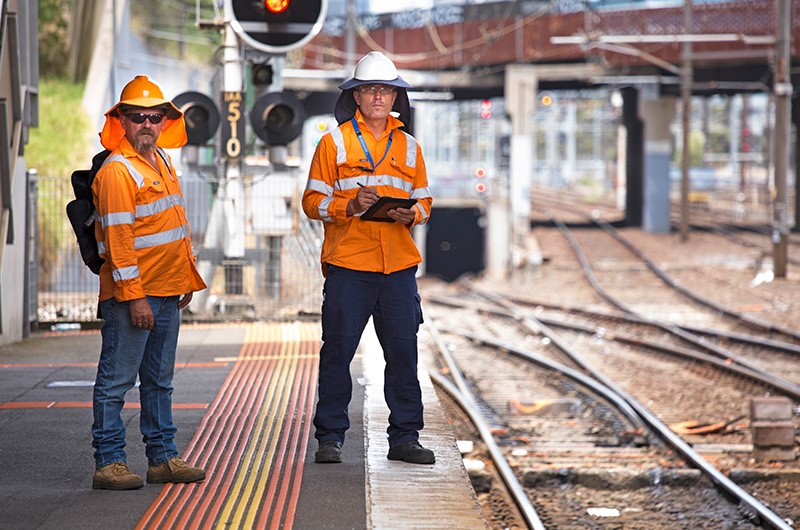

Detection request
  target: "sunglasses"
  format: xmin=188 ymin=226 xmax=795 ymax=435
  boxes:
xmin=125 ymin=112 xmax=165 ymax=125
xmin=358 ymin=84 xmax=396 ymax=95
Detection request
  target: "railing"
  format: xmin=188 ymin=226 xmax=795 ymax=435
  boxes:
xmin=36 ymin=173 xmax=324 ymax=325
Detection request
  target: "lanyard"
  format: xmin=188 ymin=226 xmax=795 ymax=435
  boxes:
xmin=351 ymin=118 xmax=393 ymax=174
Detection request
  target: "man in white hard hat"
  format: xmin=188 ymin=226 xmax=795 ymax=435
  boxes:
xmin=302 ymin=52 xmax=435 ymax=465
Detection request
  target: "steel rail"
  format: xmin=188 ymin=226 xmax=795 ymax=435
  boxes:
xmin=496 ymin=293 xmax=800 ymax=358
xmin=540 ymin=210 xmax=800 ymax=392
xmin=426 ymin=292 xmax=800 ymax=401
xmin=449 ymin=329 xmax=793 ymax=530
xmin=423 ymin=310 xmax=547 ymax=530
xmin=479 ymin=290 xmax=800 ymax=360
xmin=594 ymin=215 xmax=800 ymax=341
xmin=429 ymin=372 xmax=546 ymax=530
xmin=537 ymin=203 xmax=800 ymax=342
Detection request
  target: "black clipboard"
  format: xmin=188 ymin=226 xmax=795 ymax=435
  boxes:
xmin=360 ymin=196 xmax=417 ymax=222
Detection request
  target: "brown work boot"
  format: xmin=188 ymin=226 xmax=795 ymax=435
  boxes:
xmin=146 ymin=457 xmax=206 ymax=484
xmin=92 ymin=462 xmax=144 ymax=490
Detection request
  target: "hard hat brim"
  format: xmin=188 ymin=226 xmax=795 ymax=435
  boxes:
xmin=106 ymin=98 xmax=182 ymax=120
xmin=333 ymin=87 xmax=413 ymax=134
xmin=100 ymin=99 xmax=186 ymax=151
xmin=338 ymin=76 xmax=412 ymax=91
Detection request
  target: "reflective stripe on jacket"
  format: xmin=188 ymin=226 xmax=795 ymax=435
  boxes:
xmin=93 ymin=138 xmax=206 ymax=301
xmin=302 ymin=110 xmax=433 ymax=275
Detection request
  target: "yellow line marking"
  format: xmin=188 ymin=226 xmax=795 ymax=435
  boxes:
xmin=215 ymin=323 xmax=306 ymax=529
xmin=213 ymin=354 xmax=317 ymax=363
xmin=245 ymin=339 xmax=300 ymax=528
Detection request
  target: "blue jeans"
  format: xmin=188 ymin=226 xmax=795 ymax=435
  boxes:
xmin=92 ymin=295 xmax=181 ymax=468
xmin=313 ymin=265 xmax=424 ymax=448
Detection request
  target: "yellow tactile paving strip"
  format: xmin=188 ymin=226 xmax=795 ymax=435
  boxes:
xmin=136 ymin=322 xmax=319 ymax=530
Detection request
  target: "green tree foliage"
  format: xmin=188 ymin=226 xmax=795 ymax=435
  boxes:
xmin=28 ymin=79 xmax=91 ymax=175
xmin=27 ymin=79 xmax=91 ymax=290
xmin=38 ymin=0 xmax=73 ymax=78
xmin=674 ymin=129 xmax=706 ymax=168
xmin=130 ymin=0 xmax=217 ymax=64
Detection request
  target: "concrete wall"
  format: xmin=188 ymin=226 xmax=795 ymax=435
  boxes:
xmin=0 ymin=0 xmax=38 ymax=345
xmin=0 ymin=162 xmax=30 ymax=346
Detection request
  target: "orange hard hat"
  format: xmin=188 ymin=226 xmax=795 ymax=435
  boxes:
xmin=100 ymin=75 xmax=187 ymax=150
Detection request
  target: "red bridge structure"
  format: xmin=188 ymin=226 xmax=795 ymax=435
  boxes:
xmin=301 ymin=0 xmax=797 ymax=95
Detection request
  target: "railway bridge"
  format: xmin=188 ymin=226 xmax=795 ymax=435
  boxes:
xmin=287 ymin=0 xmax=800 ymax=247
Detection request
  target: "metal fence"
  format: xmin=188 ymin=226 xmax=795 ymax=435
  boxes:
xmin=36 ymin=170 xmax=324 ymax=325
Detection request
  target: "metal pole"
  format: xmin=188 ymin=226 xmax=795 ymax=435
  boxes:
xmin=740 ymin=95 xmax=749 ymax=193
xmin=346 ymin=0 xmax=356 ymax=70
xmin=193 ymin=15 xmax=246 ymax=313
xmin=679 ymin=0 xmax=693 ymax=242
xmin=773 ymin=0 xmax=791 ymax=277
xmin=110 ymin=0 xmax=118 ymax=103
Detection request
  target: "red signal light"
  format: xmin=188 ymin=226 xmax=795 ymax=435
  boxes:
xmin=475 ymin=167 xmax=486 ymax=178
xmin=474 ymin=182 xmax=487 ymax=194
xmin=265 ymin=0 xmax=289 ymax=13
xmin=480 ymin=99 xmax=492 ymax=119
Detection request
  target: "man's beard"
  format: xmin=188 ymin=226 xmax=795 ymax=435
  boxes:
xmin=134 ymin=130 xmax=157 ymax=155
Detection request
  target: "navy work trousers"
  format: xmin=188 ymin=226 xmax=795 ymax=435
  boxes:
xmin=313 ymin=264 xmax=424 ymax=448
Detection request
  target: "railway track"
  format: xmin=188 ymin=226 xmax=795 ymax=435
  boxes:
xmin=422 ymin=284 xmax=799 ymax=529
xmin=539 ymin=211 xmax=800 ymax=385
xmin=422 ymin=286 xmax=790 ymax=528
xmin=419 ymin=195 xmax=800 ymax=528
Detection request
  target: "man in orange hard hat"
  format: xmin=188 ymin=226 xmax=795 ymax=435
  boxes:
xmin=90 ymin=75 xmax=207 ymax=490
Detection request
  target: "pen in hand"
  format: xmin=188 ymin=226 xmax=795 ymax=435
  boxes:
xmin=357 ymin=182 xmax=380 ymax=197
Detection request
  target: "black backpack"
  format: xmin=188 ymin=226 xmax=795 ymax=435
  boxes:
xmin=66 ymin=149 xmax=111 ymax=274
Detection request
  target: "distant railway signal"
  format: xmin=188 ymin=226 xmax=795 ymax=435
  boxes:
xmin=250 ymin=91 xmax=307 ymax=146
xmin=473 ymin=167 xmax=488 ymax=196
xmin=480 ymin=99 xmax=492 ymax=119
xmin=172 ymin=91 xmax=220 ymax=146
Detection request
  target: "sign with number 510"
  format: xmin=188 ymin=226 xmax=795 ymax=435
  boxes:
xmin=221 ymin=91 xmax=246 ymax=159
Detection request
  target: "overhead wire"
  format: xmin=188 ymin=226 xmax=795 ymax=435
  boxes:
xmin=305 ymin=0 xmax=554 ymax=68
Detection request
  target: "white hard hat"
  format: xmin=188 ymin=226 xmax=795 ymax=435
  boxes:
xmin=338 ymin=52 xmax=411 ymax=90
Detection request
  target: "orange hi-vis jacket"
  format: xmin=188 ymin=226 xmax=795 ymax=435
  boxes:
xmin=302 ymin=110 xmax=433 ymax=275
xmin=93 ymin=138 xmax=206 ymax=302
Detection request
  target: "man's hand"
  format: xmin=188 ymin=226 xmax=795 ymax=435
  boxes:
xmin=347 ymin=185 xmax=380 ymax=216
xmin=387 ymin=207 xmax=416 ymax=226
xmin=130 ymin=297 xmax=153 ymax=330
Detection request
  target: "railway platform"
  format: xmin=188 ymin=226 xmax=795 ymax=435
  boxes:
xmin=0 ymin=321 xmax=486 ymax=529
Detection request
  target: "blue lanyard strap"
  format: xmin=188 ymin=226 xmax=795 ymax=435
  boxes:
xmin=351 ymin=118 xmax=393 ymax=174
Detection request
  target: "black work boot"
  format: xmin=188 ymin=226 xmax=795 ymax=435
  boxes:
xmin=387 ymin=440 xmax=435 ymax=464
xmin=315 ymin=440 xmax=342 ymax=463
